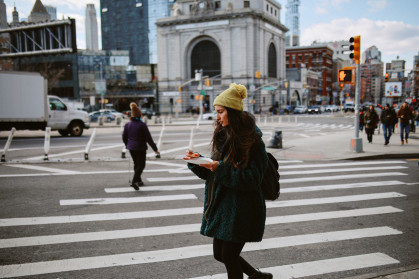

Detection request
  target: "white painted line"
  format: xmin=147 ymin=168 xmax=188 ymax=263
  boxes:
xmin=280 ymin=172 xmax=407 ymax=184
xmin=147 ymin=176 xmax=200 ymax=182
xmin=189 ymin=253 xmax=399 ymax=279
xmin=282 ymin=180 xmax=406 ymax=193
xmin=0 ymin=192 xmax=405 ymax=227
xmin=146 ymin=142 xmax=209 ymax=157
xmin=0 ymin=227 xmax=401 ymax=278
xmin=25 ymin=144 xmax=123 ymax=161
xmin=280 ymin=166 xmax=407 ymax=176
xmin=279 ymin=160 xmax=406 ymax=169
xmin=5 ymin=164 xmax=80 ymax=174
xmin=59 ymin=194 xmax=198 ymax=206
xmin=0 ymin=207 xmax=401 ymax=249
xmin=105 ymin=184 xmax=205 ymax=193
xmin=267 ymin=192 xmax=405 ymax=208
xmin=276 ymin=160 xmax=303 ymax=163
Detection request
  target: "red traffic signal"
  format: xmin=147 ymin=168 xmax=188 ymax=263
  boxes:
xmin=349 ymin=36 xmax=361 ymax=64
xmin=339 ymin=69 xmax=352 ymax=82
xmin=385 ymin=73 xmax=389 ymax=82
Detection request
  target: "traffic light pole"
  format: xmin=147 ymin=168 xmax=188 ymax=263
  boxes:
xmin=351 ymin=62 xmax=363 ymax=152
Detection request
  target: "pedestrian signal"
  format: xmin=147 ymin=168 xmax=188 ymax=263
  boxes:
xmin=385 ymin=73 xmax=389 ymax=82
xmin=338 ymin=69 xmax=352 ymax=83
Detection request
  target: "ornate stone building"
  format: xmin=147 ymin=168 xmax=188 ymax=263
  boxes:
xmin=156 ymin=0 xmax=288 ymax=113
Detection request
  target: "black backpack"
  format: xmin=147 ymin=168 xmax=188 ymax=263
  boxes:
xmin=260 ymin=152 xmax=280 ymax=200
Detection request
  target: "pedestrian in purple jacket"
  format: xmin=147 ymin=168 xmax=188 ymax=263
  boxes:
xmin=122 ymin=103 xmax=159 ymax=190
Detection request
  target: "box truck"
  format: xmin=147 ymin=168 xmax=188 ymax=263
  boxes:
xmin=0 ymin=71 xmax=90 ymax=136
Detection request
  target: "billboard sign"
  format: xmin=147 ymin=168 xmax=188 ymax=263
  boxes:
xmin=385 ymin=82 xmax=402 ymax=97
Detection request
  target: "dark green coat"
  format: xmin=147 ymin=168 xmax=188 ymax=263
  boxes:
xmin=188 ymin=129 xmax=268 ymax=243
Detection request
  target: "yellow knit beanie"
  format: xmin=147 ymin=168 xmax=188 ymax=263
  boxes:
xmin=213 ymin=83 xmax=247 ymax=111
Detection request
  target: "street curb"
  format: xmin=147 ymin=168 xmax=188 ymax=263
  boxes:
xmin=343 ymin=266 xmax=419 ymax=279
xmin=344 ymin=153 xmax=419 ymax=160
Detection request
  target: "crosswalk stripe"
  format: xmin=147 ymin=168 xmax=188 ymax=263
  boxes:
xmin=280 ymin=172 xmax=407 ymax=183
xmin=104 ymin=180 xmax=406 ymax=194
xmin=279 ymin=160 xmax=406 ymax=169
xmin=5 ymin=164 xmax=81 ymax=174
xmin=105 ymin=184 xmax=205 ymax=193
xmin=280 ymin=166 xmax=407 ymax=176
xmin=0 ymin=227 xmax=401 ymax=278
xmin=189 ymin=253 xmax=399 ymax=279
xmin=0 ymin=192 xmax=405 ymax=227
xmin=0 ymin=206 xmax=402 ymax=249
xmin=59 ymin=194 xmax=198 ymax=206
xmin=282 ymin=180 xmax=406 ymax=193
xmin=148 ymin=172 xmax=407 ymax=183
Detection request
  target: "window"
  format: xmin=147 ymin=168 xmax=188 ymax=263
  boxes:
xmin=266 ymin=4 xmax=269 ymax=11
xmin=268 ymin=43 xmax=277 ymax=78
xmin=244 ymin=1 xmax=250 ymax=8
xmin=215 ymin=1 xmax=221 ymax=9
xmin=49 ymin=98 xmax=67 ymax=111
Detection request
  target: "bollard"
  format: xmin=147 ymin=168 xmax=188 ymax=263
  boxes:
xmin=268 ymin=130 xmax=283 ymax=149
xmin=264 ymin=115 xmax=267 ymax=126
xmin=44 ymin=127 xmax=51 ymax=161
xmin=121 ymin=146 xmax=127 ymax=159
xmin=278 ymin=116 xmax=282 ymax=124
xmin=156 ymin=127 xmax=165 ymax=153
xmin=99 ymin=116 xmax=104 ymax=126
xmin=196 ymin=114 xmax=202 ymax=128
xmin=84 ymin=128 xmax=97 ymax=160
xmin=188 ymin=127 xmax=195 ymax=151
xmin=258 ymin=115 xmax=261 ymax=123
xmin=116 ymin=116 xmax=122 ymax=125
xmin=1 ymin=127 xmax=16 ymax=162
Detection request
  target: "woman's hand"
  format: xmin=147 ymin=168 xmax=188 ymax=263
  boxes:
xmin=200 ymin=161 xmax=219 ymax=172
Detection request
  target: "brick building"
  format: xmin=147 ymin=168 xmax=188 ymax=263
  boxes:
xmin=286 ymin=44 xmax=333 ymax=103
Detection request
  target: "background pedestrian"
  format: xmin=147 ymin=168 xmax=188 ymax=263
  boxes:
xmin=364 ymin=105 xmax=379 ymax=143
xmin=380 ymin=104 xmax=397 ymax=145
xmin=397 ymin=102 xmax=413 ymax=145
xmin=122 ymin=102 xmax=159 ymax=190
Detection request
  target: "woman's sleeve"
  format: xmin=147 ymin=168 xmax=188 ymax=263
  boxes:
xmin=188 ymin=163 xmax=211 ymax=180
xmin=122 ymin=124 xmax=128 ymax=146
xmin=144 ymin=125 xmax=158 ymax=152
xmin=213 ymin=141 xmax=268 ymax=192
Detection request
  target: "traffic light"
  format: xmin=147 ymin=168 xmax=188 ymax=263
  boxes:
xmin=349 ymin=35 xmax=361 ymax=64
xmin=255 ymin=71 xmax=261 ymax=79
xmin=178 ymin=85 xmax=182 ymax=92
xmin=385 ymin=73 xmax=389 ymax=82
xmin=338 ymin=69 xmax=352 ymax=83
xmin=205 ymin=78 xmax=211 ymax=87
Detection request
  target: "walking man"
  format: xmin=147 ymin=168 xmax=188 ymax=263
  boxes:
xmin=397 ymin=102 xmax=413 ymax=145
xmin=380 ymin=104 xmax=397 ymax=145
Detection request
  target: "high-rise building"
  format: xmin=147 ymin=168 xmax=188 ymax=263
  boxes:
xmin=12 ymin=6 xmax=19 ymax=26
xmin=285 ymin=0 xmax=300 ymax=47
xmin=85 ymin=4 xmax=99 ymax=51
xmin=0 ymin=0 xmax=7 ymax=29
xmin=100 ymin=0 xmax=172 ymax=65
xmin=44 ymin=5 xmax=57 ymax=20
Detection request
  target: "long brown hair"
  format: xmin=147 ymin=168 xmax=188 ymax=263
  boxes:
xmin=211 ymin=108 xmax=259 ymax=166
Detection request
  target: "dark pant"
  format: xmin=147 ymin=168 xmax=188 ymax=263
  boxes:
xmin=129 ymin=149 xmax=146 ymax=184
xmin=213 ymin=238 xmax=256 ymax=279
xmin=382 ymin=124 xmax=392 ymax=143
xmin=400 ymin=123 xmax=410 ymax=141
xmin=365 ymin=127 xmax=375 ymax=143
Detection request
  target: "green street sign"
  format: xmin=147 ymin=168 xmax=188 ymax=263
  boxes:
xmin=200 ymin=90 xmax=205 ymax=96
xmin=262 ymin=86 xmax=275 ymax=90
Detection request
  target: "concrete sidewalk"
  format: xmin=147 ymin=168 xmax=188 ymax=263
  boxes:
xmin=265 ymin=122 xmax=419 ymax=161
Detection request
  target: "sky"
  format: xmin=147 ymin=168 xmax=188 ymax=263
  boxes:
xmin=5 ymin=0 xmax=419 ymax=71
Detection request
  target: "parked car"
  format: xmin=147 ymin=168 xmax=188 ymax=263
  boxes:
xmin=89 ymin=111 xmax=115 ymax=122
xmin=99 ymin=109 xmax=125 ymax=118
xmin=123 ymin=107 xmax=157 ymax=119
xmin=308 ymin=106 xmax=321 ymax=114
xmin=325 ymin=105 xmax=339 ymax=112
xmin=202 ymin=111 xmax=216 ymax=120
xmin=343 ymin=103 xmax=355 ymax=112
xmin=293 ymin=105 xmax=308 ymax=114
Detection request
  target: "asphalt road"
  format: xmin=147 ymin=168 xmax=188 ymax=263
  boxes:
xmin=1 ymin=115 xmax=418 ymax=278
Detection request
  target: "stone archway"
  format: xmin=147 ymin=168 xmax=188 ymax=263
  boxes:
xmin=189 ymin=39 xmax=221 ymax=78
xmin=291 ymin=90 xmax=301 ymax=107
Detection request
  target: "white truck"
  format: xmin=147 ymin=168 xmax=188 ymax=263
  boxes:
xmin=0 ymin=71 xmax=90 ymax=136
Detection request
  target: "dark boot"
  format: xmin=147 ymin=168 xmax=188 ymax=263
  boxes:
xmin=248 ymin=269 xmax=273 ymax=279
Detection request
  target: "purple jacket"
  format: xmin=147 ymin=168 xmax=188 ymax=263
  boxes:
xmin=122 ymin=117 xmax=158 ymax=151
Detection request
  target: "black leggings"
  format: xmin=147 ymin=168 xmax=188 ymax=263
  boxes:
xmin=213 ymin=238 xmax=256 ymax=279
xmin=129 ymin=149 xmax=146 ymax=184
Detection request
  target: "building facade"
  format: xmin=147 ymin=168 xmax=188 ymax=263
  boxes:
xmin=285 ymin=45 xmax=334 ymax=104
xmin=100 ymin=0 xmax=173 ymax=65
xmin=85 ymin=4 xmax=99 ymax=51
xmin=44 ymin=5 xmax=57 ymax=20
xmin=156 ymin=0 xmax=288 ymax=114
xmin=28 ymin=0 xmax=51 ymax=23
